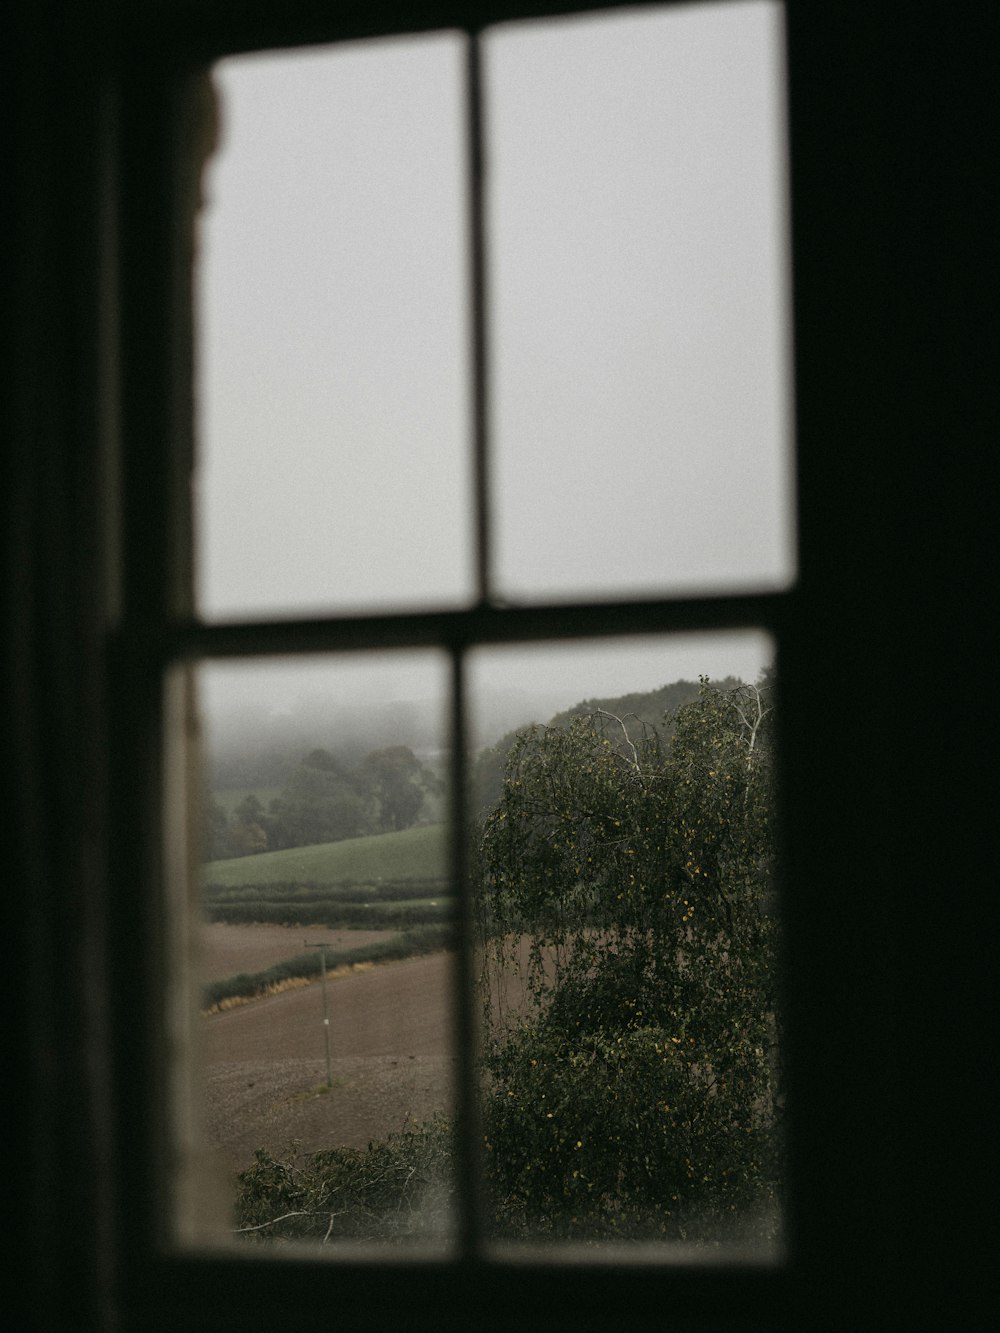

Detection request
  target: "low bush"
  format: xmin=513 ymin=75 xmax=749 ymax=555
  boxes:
xmin=234 ymin=1121 xmax=454 ymax=1244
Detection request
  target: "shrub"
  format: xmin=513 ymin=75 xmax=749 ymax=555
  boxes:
xmin=234 ymin=1121 xmax=454 ymax=1244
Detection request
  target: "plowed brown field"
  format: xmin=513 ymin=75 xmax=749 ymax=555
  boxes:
xmin=199 ymin=925 xmax=455 ymax=1178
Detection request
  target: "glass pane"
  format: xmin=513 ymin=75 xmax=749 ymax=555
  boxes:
xmin=173 ymin=652 xmax=456 ymax=1250
xmin=195 ymin=36 xmax=472 ymax=618
xmin=488 ymin=3 xmax=794 ymax=600
xmin=469 ymin=633 xmax=784 ymax=1256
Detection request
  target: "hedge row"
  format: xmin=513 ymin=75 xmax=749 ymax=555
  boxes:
xmin=202 ymin=923 xmax=452 ymax=1010
xmin=203 ymin=878 xmax=449 ymax=905
xmin=202 ymin=898 xmax=452 ymax=929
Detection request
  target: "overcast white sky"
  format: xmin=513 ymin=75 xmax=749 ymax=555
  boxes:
xmin=194 ymin=1 xmax=790 ymax=719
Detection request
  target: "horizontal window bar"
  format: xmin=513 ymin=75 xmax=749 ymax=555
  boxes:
xmin=125 ymin=591 xmax=792 ymax=666
xmin=124 ymin=0 xmax=702 ymax=65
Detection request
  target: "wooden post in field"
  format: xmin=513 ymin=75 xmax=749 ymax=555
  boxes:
xmin=305 ymin=941 xmax=333 ymax=1088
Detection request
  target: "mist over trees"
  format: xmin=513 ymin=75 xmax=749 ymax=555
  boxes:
xmin=468 ymin=677 xmax=743 ymax=818
xmin=202 ymin=743 xmax=441 ymax=860
xmin=203 ymin=685 xmax=544 ymax=794
xmin=363 ymin=745 xmax=444 ymax=833
xmin=203 ymin=675 xmax=761 ymax=866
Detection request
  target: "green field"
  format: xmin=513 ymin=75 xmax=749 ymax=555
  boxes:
xmin=202 ymin=822 xmax=448 ymax=888
xmin=200 ymin=822 xmax=452 ymax=1003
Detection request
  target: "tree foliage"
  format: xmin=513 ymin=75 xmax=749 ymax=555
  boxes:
xmin=234 ymin=1123 xmax=453 ymax=1244
xmin=477 ymin=680 xmax=781 ymax=1243
xmin=362 ymin=745 xmax=443 ymax=834
xmin=265 ymin=760 xmax=371 ymax=850
xmin=204 ymin=744 xmax=443 ymax=859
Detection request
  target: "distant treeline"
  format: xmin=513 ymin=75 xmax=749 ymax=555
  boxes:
xmin=205 ymin=678 xmax=749 ymax=858
xmin=204 ymin=744 xmax=442 ymax=861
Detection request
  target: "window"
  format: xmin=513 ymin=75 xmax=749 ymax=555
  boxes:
xmin=181 ymin=1 xmax=791 ymax=1258
xmin=7 ymin=1 xmax=995 ymax=1330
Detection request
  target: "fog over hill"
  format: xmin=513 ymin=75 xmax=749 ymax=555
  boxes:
xmin=203 ymin=682 xmax=571 ymax=789
xmin=203 ymin=640 xmax=769 ymax=792
xmin=201 ymin=630 xmax=772 ymax=789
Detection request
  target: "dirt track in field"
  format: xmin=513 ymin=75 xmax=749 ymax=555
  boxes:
xmin=199 ymin=927 xmax=456 ymax=1178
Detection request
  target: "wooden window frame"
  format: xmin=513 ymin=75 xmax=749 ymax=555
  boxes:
xmin=5 ymin=3 xmax=995 ymax=1330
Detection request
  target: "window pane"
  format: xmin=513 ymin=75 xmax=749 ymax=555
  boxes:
xmin=174 ymin=652 xmax=456 ymax=1250
xmin=195 ymin=36 xmax=472 ymax=618
xmin=488 ymin=3 xmax=794 ymax=600
xmin=469 ymin=633 xmax=784 ymax=1255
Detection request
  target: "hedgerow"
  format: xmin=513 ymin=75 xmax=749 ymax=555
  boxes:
xmin=202 ymin=878 xmax=451 ymax=928
xmin=203 ymin=923 xmax=452 ymax=1009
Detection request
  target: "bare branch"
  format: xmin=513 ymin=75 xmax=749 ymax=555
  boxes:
xmin=234 ymin=1209 xmax=318 ymax=1234
xmin=592 ymin=709 xmax=642 ymax=773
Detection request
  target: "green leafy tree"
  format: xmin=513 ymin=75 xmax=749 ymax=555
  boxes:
xmin=362 ymin=745 xmax=443 ymax=833
xmin=470 ymin=726 xmax=524 ymax=820
xmin=223 ymin=792 xmax=269 ymax=856
xmin=266 ymin=754 xmax=373 ymax=849
xmin=477 ymin=681 xmax=781 ymax=1243
xmin=201 ymin=794 xmax=231 ymax=862
xmin=233 ymin=792 xmax=266 ymax=826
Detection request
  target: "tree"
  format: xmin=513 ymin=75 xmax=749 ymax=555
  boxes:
xmin=361 ymin=745 xmax=443 ymax=833
xmin=201 ymin=794 xmax=231 ymax=862
xmin=477 ymin=680 xmax=781 ymax=1243
xmin=221 ymin=792 xmax=268 ymax=856
xmin=234 ymin=792 xmax=266 ymax=826
xmin=469 ymin=726 xmax=524 ymax=820
xmin=266 ymin=755 xmax=372 ymax=849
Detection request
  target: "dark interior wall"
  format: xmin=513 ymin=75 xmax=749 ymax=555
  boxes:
xmin=781 ymin=6 xmax=997 ymax=1326
xmin=3 ymin=3 xmax=996 ymax=1329
xmin=3 ymin=5 xmax=116 ymax=1329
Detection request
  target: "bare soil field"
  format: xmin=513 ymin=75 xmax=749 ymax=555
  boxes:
xmin=199 ymin=930 xmax=456 ymax=1179
xmin=197 ymin=922 xmax=396 ymax=981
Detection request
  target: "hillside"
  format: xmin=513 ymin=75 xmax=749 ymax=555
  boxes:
xmin=547 ymin=676 xmax=743 ymax=734
xmin=202 ymin=821 xmax=447 ymax=888
xmin=470 ymin=676 xmax=747 ymax=817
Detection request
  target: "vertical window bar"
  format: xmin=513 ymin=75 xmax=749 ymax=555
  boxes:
xmin=461 ymin=28 xmax=490 ymax=1250
xmin=466 ymin=30 xmax=493 ymax=604
xmin=449 ymin=645 xmax=483 ymax=1258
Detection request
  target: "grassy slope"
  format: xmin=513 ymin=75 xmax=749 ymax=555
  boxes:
xmin=202 ymin=822 xmax=448 ymax=888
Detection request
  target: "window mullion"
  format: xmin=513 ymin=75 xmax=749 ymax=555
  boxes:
xmin=466 ymin=29 xmax=493 ymax=604
xmin=455 ymin=26 xmax=490 ymax=1259
xmin=448 ymin=647 xmax=485 ymax=1258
